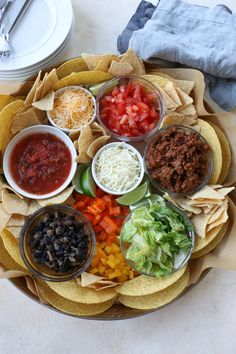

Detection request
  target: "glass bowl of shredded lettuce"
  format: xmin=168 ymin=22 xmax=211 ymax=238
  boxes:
xmin=120 ymin=199 xmax=194 ymax=277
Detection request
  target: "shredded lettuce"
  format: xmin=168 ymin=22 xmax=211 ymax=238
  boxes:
xmin=120 ymin=200 xmax=193 ymax=277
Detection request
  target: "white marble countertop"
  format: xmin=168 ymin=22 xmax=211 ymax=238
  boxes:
xmin=1 ymin=1 xmax=236 ymax=353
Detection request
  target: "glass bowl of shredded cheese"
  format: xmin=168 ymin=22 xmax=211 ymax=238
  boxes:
xmin=92 ymin=142 xmax=144 ymax=195
xmin=47 ymin=86 xmax=96 ymax=133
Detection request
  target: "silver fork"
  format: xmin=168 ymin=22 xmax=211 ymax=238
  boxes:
xmin=0 ymin=0 xmax=32 ymax=60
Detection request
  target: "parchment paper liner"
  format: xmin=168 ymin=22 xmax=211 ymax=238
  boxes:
xmin=1 ymin=67 xmax=236 ymax=307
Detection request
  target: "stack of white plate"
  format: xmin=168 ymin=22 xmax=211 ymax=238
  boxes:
xmin=0 ymin=0 xmax=73 ymax=81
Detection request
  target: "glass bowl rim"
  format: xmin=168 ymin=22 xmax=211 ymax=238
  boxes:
xmin=96 ymin=76 xmax=165 ymax=142
xmin=19 ymin=204 xmax=96 ymax=282
xmin=119 ymin=199 xmax=195 ymax=277
xmin=143 ymin=124 xmax=214 ymax=197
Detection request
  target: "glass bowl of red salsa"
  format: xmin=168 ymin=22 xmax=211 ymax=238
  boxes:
xmin=96 ymin=76 xmax=165 ymax=142
xmin=3 ymin=125 xmax=77 ymax=199
xmin=19 ymin=205 xmax=96 ymax=282
xmin=144 ymin=125 xmax=213 ymax=196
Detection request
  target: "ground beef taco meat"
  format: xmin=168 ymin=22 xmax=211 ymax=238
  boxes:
xmin=145 ymin=126 xmax=210 ymax=193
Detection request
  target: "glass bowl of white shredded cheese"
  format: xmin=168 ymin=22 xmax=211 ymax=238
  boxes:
xmin=91 ymin=142 xmax=144 ymax=195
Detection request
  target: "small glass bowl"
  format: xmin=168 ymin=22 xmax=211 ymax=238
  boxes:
xmin=19 ymin=205 xmax=96 ymax=282
xmin=47 ymin=86 xmax=96 ymax=134
xmin=96 ymin=76 xmax=165 ymax=142
xmin=120 ymin=201 xmax=195 ymax=277
xmin=144 ymin=125 xmax=213 ymax=196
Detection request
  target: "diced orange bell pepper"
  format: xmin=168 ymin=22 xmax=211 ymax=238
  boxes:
xmin=99 ymin=216 xmax=118 ymax=234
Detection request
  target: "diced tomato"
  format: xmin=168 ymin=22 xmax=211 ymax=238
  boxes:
xmin=99 ymin=82 xmax=160 ymax=137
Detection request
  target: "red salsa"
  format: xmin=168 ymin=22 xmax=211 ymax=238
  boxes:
xmin=10 ymin=133 xmax=72 ymax=195
xmin=99 ymin=82 xmax=160 ymax=137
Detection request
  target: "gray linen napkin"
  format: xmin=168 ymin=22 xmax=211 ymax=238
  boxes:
xmin=117 ymin=0 xmax=236 ymax=111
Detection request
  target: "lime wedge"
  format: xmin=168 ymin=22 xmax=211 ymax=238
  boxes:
xmin=129 ymin=194 xmax=163 ymax=211
xmin=72 ymin=164 xmax=89 ymax=194
xmin=116 ymin=182 xmax=148 ymax=206
xmin=80 ymin=166 xmax=96 ymax=197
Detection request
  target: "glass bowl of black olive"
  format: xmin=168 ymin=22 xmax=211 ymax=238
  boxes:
xmin=19 ymin=205 xmax=96 ymax=282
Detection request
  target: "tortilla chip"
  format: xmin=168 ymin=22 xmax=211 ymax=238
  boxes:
xmin=115 ymin=266 xmax=186 ymax=296
xmin=177 ymin=103 xmax=197 ymax=116
xmin=91 ymin=122 xmax=106 ymax=136
xmin=38 ymin=186 xmax=75 ymax=207
xmin=26 ymin=200 xmax=41 ymax=216
xmin=41 ymin=69 xmax=58 ymax=98
xmin=33 ymin=73 xmax=48 ymax=102
xmin=0 ymin=100 xmax=24 ymax=151
xmin=0 ymin=237 xmax=25 ymax=271
xmin=82 ymin=54 xmax=108 ymax=71
xmin=0 ymin=229 xmax=26 ymax=269
xmin=45 ymin=279 xmax=116 ymax=304
xmin=158 ymin=88 xmax=178 ymax=111
xmin=87 ymin=136 xmax=110 ymax=158
xmin=32 ymin=91 xmax=55 ymax=111
xmin=57 ymin=57 xmax=88 ymax=79
xmin=194 ymin=119 xmax=223 ymax=184
xmin=191 ymin=221 xmax=228 ymax=259
xmin=0 ymin=95 xmax=17 ymax=112
xmin=189 ymin=185 xmax=225 ymax=200
xmin=118 ymin=267 xmax=190 ymax=310
xmin=76 ymin=153 xmax=92 ymax=164
xmin=191 ymin=213 xmax=211 ymax=238
xmin=79 ymin=272 xmax=118 ymax=290
xmin=0 ymin=204 xmax=11 ymax=230
xmin=207 ymin=208 xmax=228 ymax=232
xmin=37 ymin=280 xmax=115 ymax=316
xmin=24 ymin=71 xmax=41 ymax=106
xmin=7 ymin=215 xmax=25 ymax=227
xmin=146 ymin=71 xmax=194 ymax=95
xmin=108 ymin=61 xmax=133 ymax=76
xmin=208 ymin=122 xmax=231 ymax=184
xmin=120 ymin=48 xmax=145 ymax=76
xmin=2 ymin=189 xmax=29 ymax=215
xmin=6 ymin=226 xmax=22 ymax=238
xmin=94 ymin=55 xmax=114 ymax=72
xmin=54 ymin=71 xmax=113 ymax=91
xmin=11 ymin=107 xmax=42 ymax=134
xmin=78 ymin=125 xmax=94 ymax=155
xmin=161 ymin=113 xmax=196 ymax=128
xmin=176 ymin=87 xmax=193 ymax=107
xmin=193 ymin=224 xmax=223 ymax=253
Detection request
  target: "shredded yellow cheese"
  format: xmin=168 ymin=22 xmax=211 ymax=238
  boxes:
xmin=50 ymin=88 xmax=95 ymax=130
xmin=95 ymin=143 xmax=142 ymax=193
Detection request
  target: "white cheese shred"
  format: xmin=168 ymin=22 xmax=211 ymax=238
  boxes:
xmin=95 ymin=143 xmax=141 ymax=193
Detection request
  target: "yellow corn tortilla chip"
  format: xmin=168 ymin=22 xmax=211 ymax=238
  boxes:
xmin=0 ymin=229 xmax=26 ymax=269
xmin=82 ymin=53 xmax=108 ymax=71
xmin=194 ymin=119 xmax=222 ymax=184
xmin=207 ymin=208 xmax=228 ymax=232
xmin=191 ymin=221 xmax=228 ymax=259
xmin=78 ymin=125 xmax=94 ymax=155
xmin=158 ymin=87 xmax=178 ymax=111
xmin=108 ymin=61 xmax=133 ymax=76
xmin=118 ymin=267 xmax=190 ymax=310
xmin=32 ymin=91 xmax=55 ymax=111
xmin=33 ymin=73 xmax=48 ymax=102
xmin=0 ymin=95 xmax=17 ymax=112
xmin=0 ymin=237 xmax=25 ymax=271
xmin=0 ymin=100 xmax=24 ymax=152
xmin=161 ymin=113 xmax=196 ymax=128
xmin=26 ymin=200 xmax=41 ymax=216
xmin=76 ymin=152 xmax=92 ymax=164
xmin=37 ymin=280 xmax=115 ymax=316
xmin=7 ymin=215 xmax=25 ymax=227
xmin=94 ymin=55 xmax=114 ymax=72
xmin=208 ymin=200 xmax=228 ymax=224
xmin=38 ymin=186 xmax=75 ymax=207
xmin=176 ymin=87 xmax=193 ymax=107
xmin=177 ymin=103 xmax=197 ymax=116
xmin=2 ymin=189 xmax=29 ymax=215
xmin=120 ymin=48 xmax=145 ymax=76
xmin=191 ymin=213 xmax=212 ymax=238
xmin=54 ymin=71 xmax=113 ymax=91
xmin=193 ymin=224 xmax=224 ymax=253
xmin=0 ymin=204 xmax=11 ymax=229
xmin=41 ymin=69 xmax=58 ymax=98
xmin=87 ymin=136 xmax=110 ymax=159
xmin=24 ymin=71 xmax=41 ymax=106
xmin=6 ymin=226 xmax=22 ymax=238
xmin=115 ymin=266 xmax=186 ymax=296
xmin=45 ymin=279 xmax=116 ymax=304
xmin=208 ymin=122 xmax=231 ymax=184
xmin=79 ymin=272 xmax=118 ymax=290
xmin=57 ymin=57 xmax=88 ymax=79
xmin=11 ymin=107 xmax=42 ymax=134
xmin=189 ymin=185 xmax=225 ymax=200
xmin=91 ymin=122 xmax=106 ymax=136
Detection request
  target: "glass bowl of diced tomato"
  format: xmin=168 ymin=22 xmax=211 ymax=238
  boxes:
xmin=96 ymin=77 xmax=165 ymax=142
